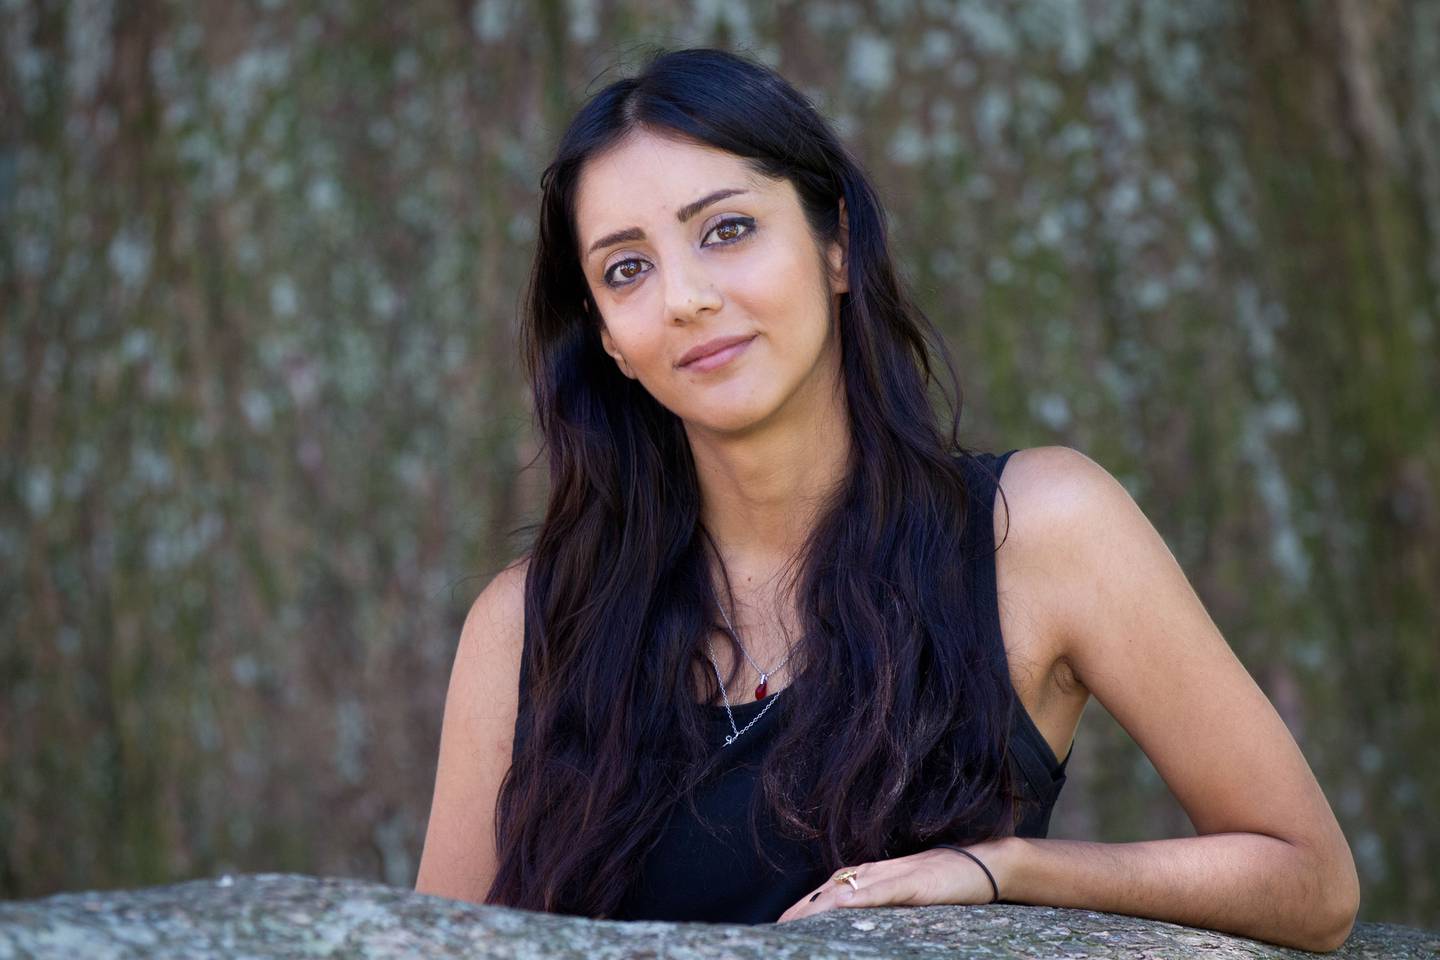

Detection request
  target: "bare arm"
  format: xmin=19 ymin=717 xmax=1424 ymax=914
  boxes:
xmin=414 ymin=559 xmax=528 ymax=904
xmin=980 ymin=447 xmax=1359 ymax=951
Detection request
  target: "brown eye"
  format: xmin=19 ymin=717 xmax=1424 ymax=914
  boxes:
xmin=704 ymin=216 xmax=754 ymax=246
xmin=604 ymin=257 xmax=651 ymax=288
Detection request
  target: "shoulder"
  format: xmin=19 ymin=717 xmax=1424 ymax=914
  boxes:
xmin=996 ymin=444 xmax=1209 ymax=674
xmin=990 ymin=440 xmax=1123 ymax=518
xmin=991 ymin=444 xmax=1130 ymax=543
xmin=487 ymin=555 xmax=531 ymax=611
xmin=991 ymin=445 xmax=1156 ymax=656
xmin=458 ymin=556 xmax=531 ymax=664
xmin=996 ymin=440 xmax=1152 ymax=552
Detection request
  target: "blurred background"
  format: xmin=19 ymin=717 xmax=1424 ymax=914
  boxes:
xmin=2 ymin=0 xmax=1437 ymax=928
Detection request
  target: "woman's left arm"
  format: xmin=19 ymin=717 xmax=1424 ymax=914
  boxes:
xmin=780 ymin=447 xmax=1360 ymax=951
xmin=972 ymin=447 xmax=1359 ymax=951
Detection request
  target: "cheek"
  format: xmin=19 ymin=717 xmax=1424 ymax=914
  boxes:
xmin=719 ymin=242 xmax=821 ymax=319
xmin=610 ymin=322 xmax=668 ymax=367
xmin=594 ymin=295 xmax=659 ymax=361
xmin=601 ymin=318 xmax=674 ymax=391
xmin=728 ymin=250 xmax=834 ymax=349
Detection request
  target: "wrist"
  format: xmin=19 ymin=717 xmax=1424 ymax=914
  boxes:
xmin=970 ymin=835 xmax=1027 ymax=902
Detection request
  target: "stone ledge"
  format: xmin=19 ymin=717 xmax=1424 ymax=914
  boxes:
xmin=0 ymin=873 xmax=1433 ymax=959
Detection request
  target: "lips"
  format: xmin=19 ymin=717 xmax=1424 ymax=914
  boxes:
xmin=676 ymin=334 xmax=757 ymax=370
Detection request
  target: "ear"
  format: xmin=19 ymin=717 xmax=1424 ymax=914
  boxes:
xmin=597 ymin=319 xmax=637 ymax=380
xmin=826 ymin=197 xmax=849 ymax=294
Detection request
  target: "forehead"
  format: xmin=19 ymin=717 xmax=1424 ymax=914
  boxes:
xmin=574 ymin=131 xmax=774 ymax=236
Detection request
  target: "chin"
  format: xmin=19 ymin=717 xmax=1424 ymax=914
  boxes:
xmin=654 ymin=367 xmax=800 ymax=436
xmin=672 ymin=394 xmax=779 ymax=437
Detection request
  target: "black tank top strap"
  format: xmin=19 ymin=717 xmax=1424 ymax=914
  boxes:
xmin=956 ymin=448 xmax=1072 ymax=836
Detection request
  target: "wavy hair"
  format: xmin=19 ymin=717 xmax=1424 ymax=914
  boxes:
xmin=487 ymin=46 xmax=1019 ymax=918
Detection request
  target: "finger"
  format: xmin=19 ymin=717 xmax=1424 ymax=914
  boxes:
xmin=835 ymin=872 xmax=921 ymax=909
xmin=789 ymin=888 xmax=839 ymax=921
xmin=778 ymin=880 xmax=849 ymax=922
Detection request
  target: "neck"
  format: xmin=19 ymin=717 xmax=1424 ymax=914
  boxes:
xmin=686 ymin=376 xmax=851 ymax=574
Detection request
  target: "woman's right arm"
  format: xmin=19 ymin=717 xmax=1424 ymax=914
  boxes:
xmin=414 ymin=558 xmax=529 ymax=905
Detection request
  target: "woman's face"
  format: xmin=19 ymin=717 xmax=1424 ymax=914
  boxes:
xmin=573 ymin=130 xmax=847 ymax=437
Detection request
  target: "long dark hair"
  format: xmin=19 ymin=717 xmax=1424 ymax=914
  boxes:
xmin=488 ymin=46 xmax=1020 ymax=918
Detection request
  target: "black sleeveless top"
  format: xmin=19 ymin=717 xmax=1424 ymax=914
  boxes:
xmin=513 ymin=449 xmax=1072 ymax=924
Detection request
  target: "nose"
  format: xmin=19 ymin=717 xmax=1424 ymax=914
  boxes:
xmin=661 ymin=247 xmax=723 ymax=324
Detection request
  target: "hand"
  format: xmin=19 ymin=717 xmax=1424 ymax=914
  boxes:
xmin=775 ymin=841 xmax=1006 ymax=924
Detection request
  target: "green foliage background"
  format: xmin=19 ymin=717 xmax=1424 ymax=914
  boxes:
xmin=2 ymin=0 xmax=1436 ymax=927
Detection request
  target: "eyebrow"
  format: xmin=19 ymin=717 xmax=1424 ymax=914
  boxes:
xmin=585 ymin=188 xmax=750 ymax=260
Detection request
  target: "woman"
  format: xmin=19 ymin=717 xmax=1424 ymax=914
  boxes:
xmin=415 ymin=47 xmax=1359 ymax=950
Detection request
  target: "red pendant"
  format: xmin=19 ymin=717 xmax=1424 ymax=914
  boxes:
xmin=754 ymin=679 xmax=768 ymax=699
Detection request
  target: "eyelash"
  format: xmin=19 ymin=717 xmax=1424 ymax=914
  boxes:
xmin=602 ymin=216 xmax=756 ymax=289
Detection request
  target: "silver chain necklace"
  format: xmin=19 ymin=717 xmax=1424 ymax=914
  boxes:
xmin=705 ymin=597 xmax=798 ymax=747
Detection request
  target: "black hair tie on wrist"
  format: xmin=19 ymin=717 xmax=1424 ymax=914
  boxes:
xmin=934 ymin=843 xmax=1000 ymax=903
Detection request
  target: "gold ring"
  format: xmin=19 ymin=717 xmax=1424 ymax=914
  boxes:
xmin=832 ymin=868 xmax=860 ymax=891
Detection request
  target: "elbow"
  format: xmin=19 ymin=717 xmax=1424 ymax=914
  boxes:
xmin=1313 ymin=879 xmax=1360 ymax=953
xmin=1299 ymin=850 xmax=1361 ymax=952
xmin=1260 ymin=827 xmax=1362 ymax=952
xmin=1303 ymin=907 xmax=1357 ymax=953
